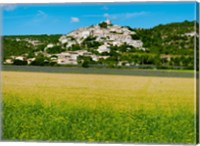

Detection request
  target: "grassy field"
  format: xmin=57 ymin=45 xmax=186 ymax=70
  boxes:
xmin=2 ymin=69 xmax=197 ymax=143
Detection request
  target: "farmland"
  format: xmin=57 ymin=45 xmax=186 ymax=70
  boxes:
xmin=2 ymin=67 xmax=197 ymax=143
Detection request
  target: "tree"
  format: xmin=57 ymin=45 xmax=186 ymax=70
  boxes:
xmin=131 ymin=34 xmax=140 ymax=40
xmin=46 ymin=46 xmax=65 ymax=54
xmin=82 ymin=61 xmax=89 ymax=68
xmin=99 ymin=22 xmax=108 ymax=28
xmin=36 ymin=44 xmax=46 ymax=52
xmin=30 ymin=54 xmax=49 ymax=66
xmin=69 ymin=44 xmax=82 ymax=51
xmin=13 ymin=59 xmax=27 ymax=65
xmin=27 ymin=51 xmax=35 ymax=58
xmin=77 ymin=56 xmax=94 ymax=68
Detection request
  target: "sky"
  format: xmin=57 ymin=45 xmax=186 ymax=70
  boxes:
xmin=1 ymin=2 xmax=196 ymax=35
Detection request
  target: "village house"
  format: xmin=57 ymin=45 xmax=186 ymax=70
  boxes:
xmin=184 ymin=31 xmax=196 ymax=37
xmin=160 ymin=54 xmax=172 ymax=62
xmin=57 ymin=52 xmax=78 ymax=65
xmin=56 ymin=50 xmax=94 ymax=65
xmin=118 ymin=61 xmax=131 ymax=67
xmin=98 ymin=56 xmax=109 ymax=60
xmin=97 ymin=43 xmax=110 ymax=53
xmin=4 ymin=59 xmax=13 ymax=64
xmin=56 ymin=50 xmax=100 ymax=65
xmin=27 ymin=58 xmax=36 ymax=65
xmin=16 ymin=38 xmax=21 ymax=42
xmin=81 ymin=31 xmax=90 ymax=39
xmin=60 ymin=38 xmax=68 ymax=44
xmin=15 ymin=56 xmax=25 ymax=61
xmin=46 ymin=44 xmax=54 ymax=48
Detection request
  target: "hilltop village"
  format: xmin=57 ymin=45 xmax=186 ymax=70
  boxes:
xmin=3 ymin=20 xmax=195 ymax=69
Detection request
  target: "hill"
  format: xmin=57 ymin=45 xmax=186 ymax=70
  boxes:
xmin=2 ymin=20 xmax=195 ymax=69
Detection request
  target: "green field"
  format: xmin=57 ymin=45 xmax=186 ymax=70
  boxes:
xmin=2 ymin=67 xmax=197 ymax=143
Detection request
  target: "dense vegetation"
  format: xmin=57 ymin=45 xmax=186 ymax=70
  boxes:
xmin=2 ymin=34 xmax=61 ymax=59
xmin=134 ymin=20 xmax=194 ymax=55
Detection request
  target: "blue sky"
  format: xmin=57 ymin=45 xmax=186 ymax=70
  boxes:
xmin=1 ymin=2 xmax=195 ymax=35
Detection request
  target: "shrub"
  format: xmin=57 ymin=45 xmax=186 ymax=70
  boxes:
xmin=13 ymin=59 xmax=27 ymax=65
xmin=131 ymin=34 xmax=140 ymax=40
xmin=99 ymin=22 xmax=108 ymax=28
xmin=46 ymin=46 xmax=65 ymax=54
xmin=30 ymin=57 xmax=49 ymax=66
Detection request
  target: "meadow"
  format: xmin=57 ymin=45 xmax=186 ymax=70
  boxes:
xmin=2 ymin=68 xmax=197 ymax=143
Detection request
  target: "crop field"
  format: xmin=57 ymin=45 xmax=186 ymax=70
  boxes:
xmin=1 ymin=68 xmax=197 ymax=143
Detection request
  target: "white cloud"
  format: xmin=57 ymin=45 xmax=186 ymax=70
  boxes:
xmin=1 ymin=4 xmax=17 ymax=11
xmin=32 ymin=10 xmax=48 ymax=24
xmin=124 ymin=12 xmax=147 ymax=18
xmin=84 ymin=11 xmax=147 ymax=20
xmin=83 ymin=14 xmax=101 ymax=18
xmin=70 ymin=17 xmax=80 ymax=23
xmin=103 ymin=13 xmax=109 ymax=18
xmin=103 ymin=13 xmax=117 ymax=20
xmin=27 ymin=10 xmax=48 ymax=25
xmin=102 ymin=6 xmax=109 ymax=11
xmin=36 ymin=10 xmax=48 ymax=18
xmin=103 ymin=12 xmax=147 ymax=20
